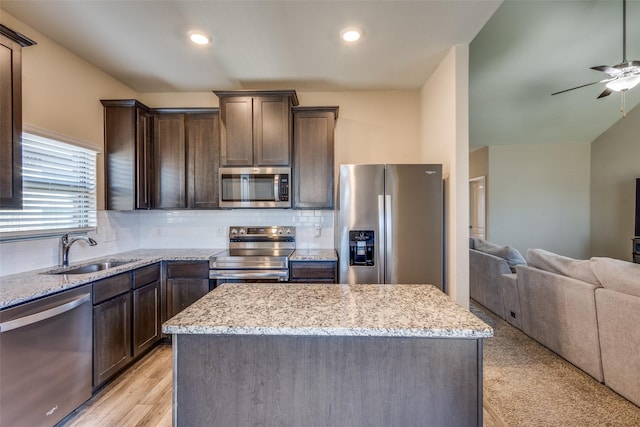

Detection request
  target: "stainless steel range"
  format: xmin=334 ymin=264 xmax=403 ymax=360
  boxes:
xmin=209 ymin=226 xmax=295 ymax=284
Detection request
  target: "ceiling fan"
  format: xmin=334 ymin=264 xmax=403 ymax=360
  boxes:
xmin=552 ymin=0 xmax=640 ymax=107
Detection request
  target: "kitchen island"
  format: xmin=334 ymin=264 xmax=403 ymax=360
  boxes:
xmin=163 ymin=283 xmax=492 ymax=427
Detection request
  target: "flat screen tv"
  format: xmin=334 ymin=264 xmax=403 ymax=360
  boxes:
xmin=636 ymin=178 xmax=640 ymax=237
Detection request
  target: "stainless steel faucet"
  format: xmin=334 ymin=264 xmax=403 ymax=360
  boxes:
xmin=59 ymin=233 xmax=98 ymax=267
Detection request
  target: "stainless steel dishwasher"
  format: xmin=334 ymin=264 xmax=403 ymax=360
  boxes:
xmin=0 ymin=284 xmax=93 ymax=427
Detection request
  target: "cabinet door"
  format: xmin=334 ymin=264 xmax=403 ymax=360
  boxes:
xmin=154 ymin=113 xmax=186 ymax=208
xmin=293 ymin=108 xmax=337 ymax=209
xmin=167 ymin=278 xmax=210 ymax=319
xmin=133 ymin=280 xmax=161 ymax=357
xmin=290 ymin=261 xmax=337 ymax=283
xmin=219 ymin=97 xmax=253 ymax=166
xmin=102 ymin=100 xmax=153 ymax=210
xmin=0 ymin=35 xmax=24 ymax=208
xmin=187 ymin=113 xmax=220 ymax=208
xmin=135 ymin=107 xmax=153 ymax=209
xmin=93 ymin=293 xmax=132 ymax=388
xmin=254 ymin=96 xmax=291 ymax=166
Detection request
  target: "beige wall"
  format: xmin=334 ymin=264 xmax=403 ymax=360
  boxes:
xmin=2 ymin=11 xmax=137 ymax=211
xmin=590 ymin=104 xmax=640 ymax=261
xmin=420 ymin=45 xmax=470 ymax=307
xmin=487 ymin=143 xmax=591 ymax=259
xmin=469 ymin=146 xmax=488 ymax=179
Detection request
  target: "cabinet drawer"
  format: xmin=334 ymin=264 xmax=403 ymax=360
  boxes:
xmin=133 ymin=263 xmax=161 ymax=289
xmin=93 ymin=272 xmax=132 ymax=304
xmin=290 ymin=261 xmax=337 ymax=281
xmin=167 ymin=261 xmax=209 ymax=279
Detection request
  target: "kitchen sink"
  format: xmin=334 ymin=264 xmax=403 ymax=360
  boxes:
xmin=44 ymin=260 xmax=140 ymax=275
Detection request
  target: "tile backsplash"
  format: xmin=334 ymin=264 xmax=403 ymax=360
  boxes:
xmin=0 ymin=209 xmax=334 ymax=276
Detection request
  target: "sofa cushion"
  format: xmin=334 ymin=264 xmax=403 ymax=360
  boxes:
xmin=526 ymin=248 xmax=600 ymax=286
xmin=590 ymin=257 xmax=640 ymax=298
xmin=471 ymin=238 xmax=526 ymax=271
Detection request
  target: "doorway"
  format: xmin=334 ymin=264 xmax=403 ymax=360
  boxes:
xmin=469 ymin=176 xmax=486 ymax=240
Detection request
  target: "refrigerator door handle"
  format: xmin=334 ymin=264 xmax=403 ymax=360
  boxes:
xmin=378 ymin=194 xmax=385 ymax=284
xmin=385 ymin=194 xmax=392 ymax=283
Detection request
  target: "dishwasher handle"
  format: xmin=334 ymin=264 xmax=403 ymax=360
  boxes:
xmin=0 ymin=293 xmax=91 ymax=333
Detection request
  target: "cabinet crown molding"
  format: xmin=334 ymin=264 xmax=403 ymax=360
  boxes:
xmin=213 ymin=89 xmax=299 ymax=106
xmin=0 ymin=24 xmax=36 ymax=46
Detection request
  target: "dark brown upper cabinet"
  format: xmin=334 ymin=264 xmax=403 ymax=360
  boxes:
xmin=214 ymin=90 xmax=298 ymax=167
xmin=102 ymin=100 xmax=154 ymax=210
xmin=153 ymin=109 xmax=220 ymax=209
xmin=0 ymin=25 xmax=35 ymax=209
xmin=292 ymin=106 xmax=339 ymax=210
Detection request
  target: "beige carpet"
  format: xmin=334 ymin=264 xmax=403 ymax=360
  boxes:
xmin=472 ymin=302 xmax=640 ymax=426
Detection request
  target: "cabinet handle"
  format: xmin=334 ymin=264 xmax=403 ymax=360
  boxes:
xmin=0 ymin=293 xmax=91 ymax=333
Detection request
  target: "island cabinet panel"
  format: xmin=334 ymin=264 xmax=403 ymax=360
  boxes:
xmin=102 ymin=100 xmax=154 ymax=210
xmin=166 ymin=261 xmax=211 ymax=318
xmin=0 ymin=26 xmax=35 ymax=209
xmin=174 ymin=335 xmax=483 ymax=427
xmin=292 ymin=107 xmax=338 ymax=209
xmin=215 ymin=90 xmax=298 ymax=167
xmin=290 ymin=260 xmax=337 ymax=283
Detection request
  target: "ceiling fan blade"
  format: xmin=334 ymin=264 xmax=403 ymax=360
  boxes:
xmin=551 ymin=81 xmax=601 ymax=96
xmin=591 ymin=65 xmax=621 ymax=76
xmin=597 ymin=88 xmax=613 ymax=98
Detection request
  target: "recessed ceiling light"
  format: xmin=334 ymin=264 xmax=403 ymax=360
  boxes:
xmin=188 ymin=31 xmax=211 ymax=46
xmin=340 ymin=27 xmax=363 ymax=43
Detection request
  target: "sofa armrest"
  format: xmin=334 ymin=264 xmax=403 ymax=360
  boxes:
xmin=470 ymin=249 xmax=511 ymax=319
xmin=595 ymin=288 xmax=640 ymax=406
xmin=500 ymin=273 xmax=522 ymax=330
xmin=516 ymin=265 xmax=603 ymax=381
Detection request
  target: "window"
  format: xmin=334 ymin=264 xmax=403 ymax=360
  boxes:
xmin=0 ymin=132 xmax=97 ymax=240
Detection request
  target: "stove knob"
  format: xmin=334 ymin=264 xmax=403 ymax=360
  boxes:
xmin=278 ymin=229 xmax=283 ymax=235
xmin=286 ymin=228 xmax=292 ymax=234
xmin=239 ymin=228 xmax=246 ymax=234
xmin=230 ymin=228 xmax=237 ymax=235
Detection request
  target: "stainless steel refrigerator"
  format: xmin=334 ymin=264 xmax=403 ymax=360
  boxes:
xmin=336 ymin=164 xmax=443 ymax=289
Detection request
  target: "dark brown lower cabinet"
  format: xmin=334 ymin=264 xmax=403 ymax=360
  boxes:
xmin=93 ymin=263 xmax=162 ymax=389
xmin=166 ymin=261 xmax=212 ymax=319
xmin=132 ymin=280 xmax=161 ymax=357
xmin=93 ymin=291 xmax=132 ymax=389
xmin=290 ymin=260 xmax=337 ymax=283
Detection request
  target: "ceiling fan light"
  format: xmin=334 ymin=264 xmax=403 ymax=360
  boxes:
xmin=605 ymin=74 xmax=640 ymax=92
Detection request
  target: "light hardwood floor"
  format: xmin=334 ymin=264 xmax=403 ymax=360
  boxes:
xmin=59 ymin=344 xmax=173 ymax=427
xmin=61 ymin=342 xmax=504 ymax=427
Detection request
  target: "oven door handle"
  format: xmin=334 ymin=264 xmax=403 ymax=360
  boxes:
xmin=209 ymin=270 xmax=289 ymax=280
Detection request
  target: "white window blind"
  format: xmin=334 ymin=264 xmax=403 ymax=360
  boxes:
xmin=0 ymin=133 xmax=97 ymax=240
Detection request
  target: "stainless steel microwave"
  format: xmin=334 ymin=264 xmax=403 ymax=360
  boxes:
xmin=219 ymin=167 xmax=291 ymax=208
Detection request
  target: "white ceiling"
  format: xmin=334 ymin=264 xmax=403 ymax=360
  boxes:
xmin=0 ymin=0 xmax=500 ymax=92
xmin=2 ymin=0 xmax=639 ymax=149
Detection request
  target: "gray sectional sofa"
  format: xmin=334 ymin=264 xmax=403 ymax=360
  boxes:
xmin=469 ymin=238 xmax=525 ymax=329
xmin=470 ymin=242 xmax=640 ymax=407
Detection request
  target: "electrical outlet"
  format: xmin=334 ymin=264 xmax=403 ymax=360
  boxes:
xmin=313 ymin=224 xmax=321 ymax=237
xmin=104 ymin=230 xmax=115 ymax=242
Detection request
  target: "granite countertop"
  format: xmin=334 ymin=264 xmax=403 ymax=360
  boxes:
xmin=290 ymin=249 xmax=337 ymax=261
xmin=162 ymin=283 xmax=493 ymax=339
xmin=0 ymin=248 xmax=224 ymax=309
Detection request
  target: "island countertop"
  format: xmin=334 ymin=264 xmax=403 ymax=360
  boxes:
xmin=162 ymin=283 xmax=493 ymax=338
